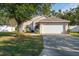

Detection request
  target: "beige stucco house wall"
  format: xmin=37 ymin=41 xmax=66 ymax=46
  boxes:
xmin=38 ymin=16 xmax=70 ymax=34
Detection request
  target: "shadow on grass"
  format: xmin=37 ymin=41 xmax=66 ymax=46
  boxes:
xmin=0 ymin=36 xmax=43 ymax=56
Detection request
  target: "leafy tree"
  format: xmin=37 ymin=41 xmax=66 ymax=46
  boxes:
xmin=0 ymin=11 xmax=9 ymax=25
xmin=75 ymin=6 xmax=79 ymax=25
xmin=0 ymin=3 xmax=52 ymax=31
xmin=51 ymin=8 xmax=78 ymax=25
xmin=56 ymin=10 xmax=63 ymax=18
xmin=36 ymin=3 xmax=52 ymax=16
xmin=42 ymin=4 xmax=51 ymax=16
xmin=51 ymin=10 xmax=56 ymax=16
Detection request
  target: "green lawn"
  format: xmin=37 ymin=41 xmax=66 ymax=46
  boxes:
xmin=0 ymin=32 xmax=43 ymax=56
xmin=69 ymin=32 xmax=79 ymax=37
xmin=0 ymin=32 xmax=16 ymax=36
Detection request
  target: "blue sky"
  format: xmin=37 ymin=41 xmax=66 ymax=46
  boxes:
xmin=52 ymin=3 xmax=79 ymax=12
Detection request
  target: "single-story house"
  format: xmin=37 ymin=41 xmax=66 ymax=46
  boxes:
xmin=22 ymin=16 xmax=70 ymax=34
xmin=37 ymin=16 xmax=70 ymax=34
xmin=21 ymin=16 xmax=46 ymax=32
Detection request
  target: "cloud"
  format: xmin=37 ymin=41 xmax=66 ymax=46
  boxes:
xmin=62 ymin=3 xmax=79 ymax=11
xmin=53 ymin=3 xmax=79 ymax=12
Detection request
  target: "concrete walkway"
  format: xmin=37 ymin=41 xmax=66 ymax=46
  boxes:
xmin=40 ymin=34 xmax=79 ymax=56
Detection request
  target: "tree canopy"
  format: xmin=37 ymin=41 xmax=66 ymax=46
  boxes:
xmin=51 ymin=6 xmax=79 ymax=25
xmin=0 ymin=3 xmax=52 ymax=26
xmin=0 ymin=3 xmax=52 ymax=31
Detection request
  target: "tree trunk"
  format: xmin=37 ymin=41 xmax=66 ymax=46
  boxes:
xmin=18 ymin=24 xmax=24 ymax=32
xmin=14 ymin=17 xmax=24 ymax=32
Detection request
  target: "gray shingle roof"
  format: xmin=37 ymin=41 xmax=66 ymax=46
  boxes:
xmin=38 ymin=16 xmax=70 ymax=23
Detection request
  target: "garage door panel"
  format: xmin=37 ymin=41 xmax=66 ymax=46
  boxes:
xmin=41 ymin=24 xmax=64 ymax=34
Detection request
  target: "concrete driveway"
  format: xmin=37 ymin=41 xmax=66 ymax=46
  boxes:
xmin=40 ymin=34 xmax=79 ymax=56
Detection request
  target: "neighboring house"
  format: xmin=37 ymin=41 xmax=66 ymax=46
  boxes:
xmin=22 ymin=16 xmax=70 ymax=34
xmin=69 ymin=25 xmax=79 ymax=32
xmin=0 ymin=25 xmax=16 ymax=32
xmin=0 ymin=18 xmax=17 ymax=32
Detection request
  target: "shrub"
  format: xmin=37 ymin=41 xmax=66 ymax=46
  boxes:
xmin=15 ymin=26 xmax=19 ymax=32
xmin=67 ymin=29 xmax=70 ymax=34
xmin=26 ymin=26 xmax=31 ymax=33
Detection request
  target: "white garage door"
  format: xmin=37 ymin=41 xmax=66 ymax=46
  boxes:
xmin=40 ymin=24 xmax=64 ymax=34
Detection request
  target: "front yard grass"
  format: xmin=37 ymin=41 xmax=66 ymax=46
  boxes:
xmin=69 ymin=32 xmax=79 ymax=37
xmin=0 ymin=32 xmax=16 ymax=36
xmin=0 ymin=33 xmax=43 ymax=56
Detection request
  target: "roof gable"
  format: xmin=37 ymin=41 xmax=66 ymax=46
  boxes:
xmin=38 ymin=16 xmax=70 ymax=23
